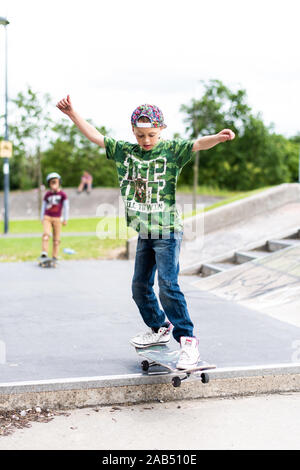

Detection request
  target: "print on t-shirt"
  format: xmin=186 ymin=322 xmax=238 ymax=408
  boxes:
xmin=121 ymin=154 xmax=166 ymax=213
xmin=44 ymin=190 xmax=67 ymax=218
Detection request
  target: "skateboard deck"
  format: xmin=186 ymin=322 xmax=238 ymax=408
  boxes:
xmin=38 ymin=257 xmax=57 ymax=268
xmin=135 ymin=344 xmax=216 ymax=387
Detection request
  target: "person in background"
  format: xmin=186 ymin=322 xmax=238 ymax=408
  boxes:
xmin=77 ymin=171 xmax=93 ymax=194
xmin=40 ymin=172 xmax=69 ymax=262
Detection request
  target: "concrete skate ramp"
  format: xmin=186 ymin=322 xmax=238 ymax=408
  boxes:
xmin=193 ymin=244 xmax=300 ymax=328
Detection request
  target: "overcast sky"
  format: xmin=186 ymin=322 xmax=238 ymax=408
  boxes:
xmin=0 ymin=0 xmax=299 ymax=142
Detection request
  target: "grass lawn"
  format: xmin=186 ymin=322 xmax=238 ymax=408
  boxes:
xmin=0 ymin=235 xmax=127 ymax=262
xmin=0 ymin=216 xmax=132 ymax=235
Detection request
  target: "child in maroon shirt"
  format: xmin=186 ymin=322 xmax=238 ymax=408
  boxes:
xmin=40 ymin=172 xmax=69 ymax=260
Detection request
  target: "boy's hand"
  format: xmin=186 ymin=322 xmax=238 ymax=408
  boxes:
xmin=193 ymin=129 xmax=235 ymax=151
xmin=62 ymin=220 xmax=67 ymax=226
xmin=56 ymin=95 xmax=74 ymax=115
xmin=56 ymin=95 xmax=105 ymax=147
xmin=217 ymin=129 xmax=235 ymax=142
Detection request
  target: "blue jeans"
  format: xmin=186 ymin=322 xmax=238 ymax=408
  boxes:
xmin=131 ymin=232 xmax=194 ymax=343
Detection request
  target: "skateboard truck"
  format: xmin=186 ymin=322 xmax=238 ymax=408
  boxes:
xmin=140 ymin=358 xmax=211 ymax=388
xmin=38 ymin=257 xmax=58 ymax=268
xmin=171 ymin=371 xmax=210 ymax=388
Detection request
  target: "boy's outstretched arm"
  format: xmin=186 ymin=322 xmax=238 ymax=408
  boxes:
xmin=56 ymin=95 xmax=105 ymax=148
xmin=192 ymin=129 xmax=235 ymax=152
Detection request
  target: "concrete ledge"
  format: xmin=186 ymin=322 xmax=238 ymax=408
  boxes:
xmin=126 ymin=184 xmax=300 ymax=259
xmin=1 ymin=363 xmax=300 ymax=410
xmin=184 ymin=183 xmax=300 ymax=239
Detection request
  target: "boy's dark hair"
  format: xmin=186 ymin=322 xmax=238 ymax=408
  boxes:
xmin=137 ymin=116 xmax=151 ymax=123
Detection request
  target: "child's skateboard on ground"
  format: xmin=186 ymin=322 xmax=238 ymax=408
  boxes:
xmin=38 ymin=257 xmax=58 ymax=268
xmin=135 ymin=344 xmax=216 ymax=388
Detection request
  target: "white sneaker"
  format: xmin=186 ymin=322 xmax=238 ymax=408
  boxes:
xmin=130 ymin=325 xmax=172 ymax=348
xmin=176 ymin=337 xmax=200 ymax=369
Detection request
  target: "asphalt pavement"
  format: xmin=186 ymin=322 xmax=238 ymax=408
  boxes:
xmin=0 ymin=257 xmax=300 ymax=383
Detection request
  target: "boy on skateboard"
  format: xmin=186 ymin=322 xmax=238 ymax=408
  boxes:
xmin=56 ymin=96 xmax=235 ymax=368
xmin=40 ymin=172 xmax=69 ymax=263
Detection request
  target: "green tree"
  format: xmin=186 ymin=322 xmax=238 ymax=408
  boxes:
xmin=181 ymin=79 xmax=251 ymax=137
xmin=8 ymin=87 xmax=53 ymax=210
xmin=43 ymin=120 xmax=118 ymax=188
xmin=180 ymin=79 xmax=298 ymax=190
xmin=2 ymin=87 xmax=119 ymax=192
xmin=290 ymin=133 xmax=300 ymax=144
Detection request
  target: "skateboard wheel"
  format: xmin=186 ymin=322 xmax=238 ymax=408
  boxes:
xmin=172 ymin=376 xmax=181 ymax=388
xmin=201 ymin=373 xmax=209 ymax=384
xmin=141 ymin=360 xmax=149 ymax=372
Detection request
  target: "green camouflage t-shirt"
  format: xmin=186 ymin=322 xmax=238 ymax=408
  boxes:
xmin=104 ymin=137 xmax=194 ymax=235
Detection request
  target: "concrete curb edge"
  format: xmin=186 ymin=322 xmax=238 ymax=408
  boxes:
xmin=1 ymin=363 xmax=300 ymax=410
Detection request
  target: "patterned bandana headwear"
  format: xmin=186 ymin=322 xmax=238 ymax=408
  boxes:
xmin=131 ymin=104 xmax=166 ymax=128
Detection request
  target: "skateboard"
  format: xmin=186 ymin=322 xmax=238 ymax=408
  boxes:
xmin=135 ymin=344 xmax=216 ymax=388
xmin=38 ymin=257 xmax=58 ymax=268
